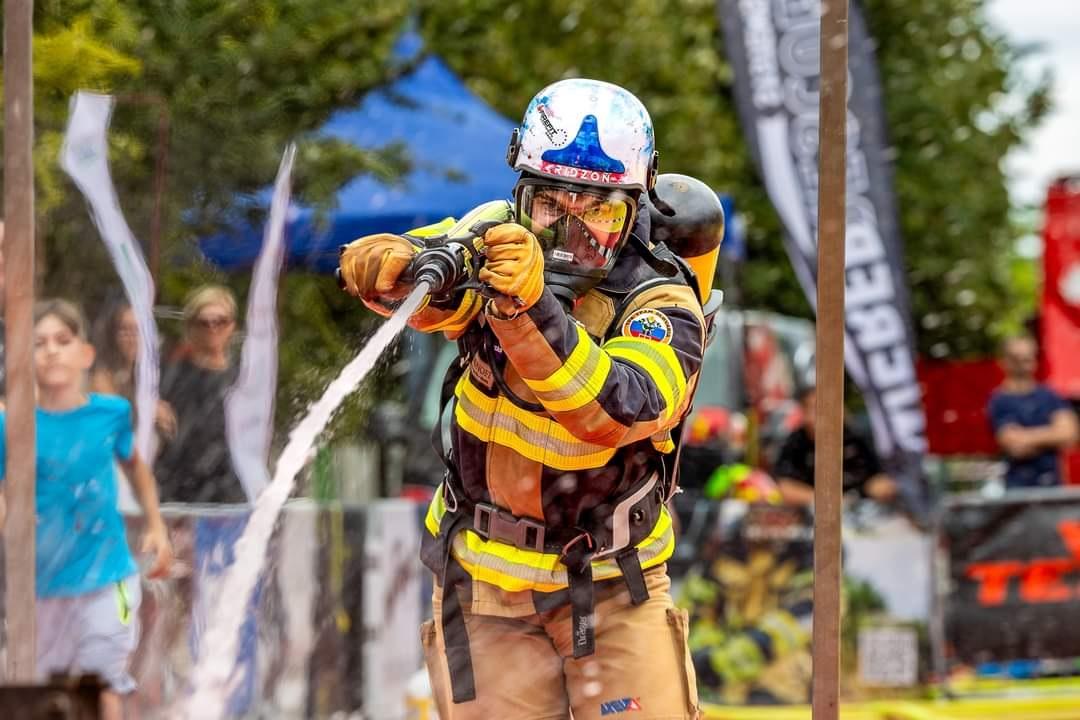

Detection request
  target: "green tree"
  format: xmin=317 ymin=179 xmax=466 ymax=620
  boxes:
xmin=7 ymin=1 xmax=416 ymax=432
xmin=0 ymin=2 xmax=142 ymax=215
xmin=420 ymin=0 xmax=1049 ymax=358
xmin=4 ymin=0 xmax=1049 ymax=441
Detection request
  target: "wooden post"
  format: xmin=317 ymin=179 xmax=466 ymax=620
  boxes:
xmin=812 ymin=0 xmax=849 ymax=717
xmin=4 ymin=0 xmax=37 ymax=683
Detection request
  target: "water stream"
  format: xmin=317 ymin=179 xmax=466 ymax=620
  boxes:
xmin=181 ymin=282 xmax=430 ymax=718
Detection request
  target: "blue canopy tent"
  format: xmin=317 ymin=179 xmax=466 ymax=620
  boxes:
xmin=198 ymin=38 xmax=518 ymax=272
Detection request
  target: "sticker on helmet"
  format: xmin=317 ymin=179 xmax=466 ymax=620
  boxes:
xmin=621 ymin=308 xmax=673 ymax=344
xmin=536 ymin=103 xmax=568 ymax=145
xmin=542 ymin=115 xmax=626 ymax=174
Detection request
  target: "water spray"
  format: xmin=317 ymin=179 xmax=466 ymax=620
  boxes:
xmin=182 ymin=283 xmax=430 ymax=719
xmin=186 ymin=222 xmax=501 ymax=717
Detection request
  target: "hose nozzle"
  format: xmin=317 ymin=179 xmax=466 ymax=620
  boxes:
xmin=402 ymin=242 xmax=472 ymax=301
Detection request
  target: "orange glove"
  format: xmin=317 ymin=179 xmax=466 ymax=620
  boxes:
xmin=478 ymin=223 xmax=545 ymax=316
xmin=338 ymin=234 xmax=417 ymax=308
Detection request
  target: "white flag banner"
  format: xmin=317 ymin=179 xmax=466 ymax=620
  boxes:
xmin=224 ymin=144 xmax=296 ymax=501
xmin=61 ymin=91 xmax=160 ymax=461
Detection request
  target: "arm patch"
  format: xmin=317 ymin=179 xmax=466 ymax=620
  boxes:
xmin=621 ymin=308 xmax=673 ymax=344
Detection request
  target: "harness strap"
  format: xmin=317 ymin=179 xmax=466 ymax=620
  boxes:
xmin=615 ymin=549 xmax=649 ymax=606
xmin=561 ymin=535 xmax=597 ymax=658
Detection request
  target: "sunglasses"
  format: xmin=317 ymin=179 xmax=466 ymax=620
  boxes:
xmin=195 ymin=315 xmax=233 ymax=330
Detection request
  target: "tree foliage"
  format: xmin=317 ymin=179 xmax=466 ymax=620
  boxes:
xmin=4 ymin=1 xmax=415 ymax=432
xmin=420 ymin=0 xmax=1049 ymax=358
xmin=0 ymin=0 xmax=1052 ymax=440
xmin=862 ymin=0 xmax=1050 ymax=356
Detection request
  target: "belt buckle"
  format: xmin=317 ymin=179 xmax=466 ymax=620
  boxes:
xmin=473 ymin=503 xmax=546 ymax=552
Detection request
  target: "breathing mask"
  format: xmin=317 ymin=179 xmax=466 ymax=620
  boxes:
xmin=515 ymin=177 xmax=637 ymax=301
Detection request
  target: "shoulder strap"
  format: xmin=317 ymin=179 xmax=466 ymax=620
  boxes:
xmin=430 ymin=326 xmax=481 ymax=485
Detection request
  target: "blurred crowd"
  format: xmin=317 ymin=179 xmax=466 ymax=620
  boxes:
xmin=87 ymin=286 xmax=243 ymax=506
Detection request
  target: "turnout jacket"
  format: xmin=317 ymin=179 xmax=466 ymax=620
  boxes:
xmin=417 ymin=204 xmax=707 ymax=613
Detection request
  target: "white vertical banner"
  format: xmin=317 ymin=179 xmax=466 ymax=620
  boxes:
xmin=224 ymin=144 xmax=296 ymax=502
xmin=363 ymin=499 xmax=422 ymax=718
xmin=61 ymin=91 xmax=160 ymax=461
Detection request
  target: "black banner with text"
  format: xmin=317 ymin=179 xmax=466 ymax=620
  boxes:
xmin=717 ymin=0 xmax=928 ymax=511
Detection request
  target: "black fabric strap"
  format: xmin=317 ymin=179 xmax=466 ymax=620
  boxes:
xmin=568 ymin=562 xmax=596 ymax=658
xmin=562 ymin=538 xmax=597 ymax=658
xmin=615 ymin=549 xmax=649 ymax=606
xmin=442 ymin=557 xmax=475 ymax=703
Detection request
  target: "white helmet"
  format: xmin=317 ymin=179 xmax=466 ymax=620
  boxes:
xmin=506 ymin=79 xmax=658 ymax=193
xmin=507 ymin=80 xmax=659 ymax=300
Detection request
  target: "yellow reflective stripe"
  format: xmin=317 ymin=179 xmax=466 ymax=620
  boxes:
xmin=426 ymin=494 xmax=676 ymax=593
xmin=604 ymin=338 xmax=687 ymax=419
xmin=422 ymin=290 xmax=481 ymax=334
xmin=406 ymin=216 xmax=457 ymax=239
xmin=455 ymin=376 xmax=616 ymax=470
xmin=452 ymin=510 xmax=674 ymax=592
xmin=652 ymin=434 xmax=675 ymax=454
xmin=425 ymin=488 xmax=444 ymax=536
xmin=606 ymin=337 xmax=686 ymax=398
xmin=455 ymin=399 xmax=615 ymax=470
xmin=523 ymin=326 xmax=612 ymax=412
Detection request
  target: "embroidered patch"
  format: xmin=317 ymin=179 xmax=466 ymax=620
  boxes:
xmin=600 ymin=697 xmax=642 ymax=715
xmin=469 ymin=355 xmax=495 ymax=390
xmin=621 ymin=308 xmax=673 ymax=344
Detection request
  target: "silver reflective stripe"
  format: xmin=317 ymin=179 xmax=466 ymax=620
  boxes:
xmin=593 ymin=472 xmax=658 ymax=561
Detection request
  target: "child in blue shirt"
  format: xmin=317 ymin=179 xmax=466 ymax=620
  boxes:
xmin=0 ymin=299 xmax=172 ymax=720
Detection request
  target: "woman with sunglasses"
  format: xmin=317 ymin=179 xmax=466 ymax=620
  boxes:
xmin=154 ymin=285 xmax=245 ymax=504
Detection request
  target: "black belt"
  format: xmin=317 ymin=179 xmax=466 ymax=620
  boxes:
xmin=430 ymin=479 xmax=661 ymax=704
xmin=469 ymin=499 xmax=614 ymax=659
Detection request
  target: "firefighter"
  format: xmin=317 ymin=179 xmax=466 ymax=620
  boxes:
xmin=339 ymin=79 xmax=709 ymax=720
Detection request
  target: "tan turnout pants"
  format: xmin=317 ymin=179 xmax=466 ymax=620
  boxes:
xmin=422 ymin=568 xmax=702 ymax=720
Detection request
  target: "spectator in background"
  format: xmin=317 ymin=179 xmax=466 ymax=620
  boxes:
xmin=773 ymin=386 xmax=899 ymax=507
xmin=0 ymin=299 xmax=172 ymax=720
xmin=988 ymin=334 xmax=1079 ymax=489
xmin=91 ymin=299 xmax=177 ymax=442
xmin=154 ymin=285 xmax=245 ymax=504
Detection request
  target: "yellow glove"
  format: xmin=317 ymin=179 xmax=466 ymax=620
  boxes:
xmin=478 ymin=223 xmax=545 ymax=316
xmin=408 ymin=290 xmax=483 ymax=338
xmin=338 ymin=234 xmax=417 ymax=310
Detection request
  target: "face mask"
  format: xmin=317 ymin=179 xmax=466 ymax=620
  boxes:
xmin=537 ymin=213 xmax=616 ymax=269
xmin=516 ymin=180 xmax=633 ymax=279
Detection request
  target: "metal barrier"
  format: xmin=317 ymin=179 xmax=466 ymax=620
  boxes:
xmin=118 ymin=499 xmax=423 ymax=718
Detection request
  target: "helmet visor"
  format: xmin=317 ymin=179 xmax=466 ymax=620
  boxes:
xmin=516 ymin=181 xmax=634 ymax=275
